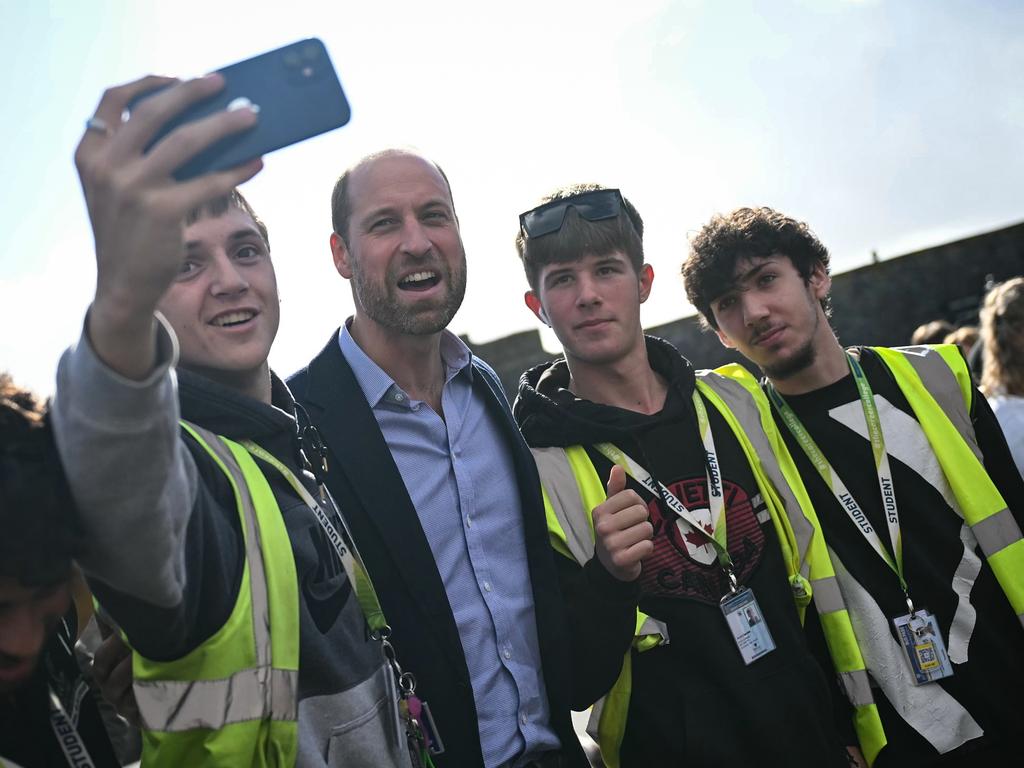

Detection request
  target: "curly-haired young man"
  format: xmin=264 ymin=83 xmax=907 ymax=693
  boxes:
xmin=683 ymin=207 xmax=1024 ymax=767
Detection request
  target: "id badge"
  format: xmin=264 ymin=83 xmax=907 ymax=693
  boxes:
xmin=893 ymin=610 xmax=954 ymax=685
xmin=720 ymin=587 xmax=776 ymax=665
xmin=384 ymin=660 xmax=404 ymax=747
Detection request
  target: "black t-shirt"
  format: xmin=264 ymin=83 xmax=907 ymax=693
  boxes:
xmin=0 ymin=610 xmax=120 ymax=768
xmin=583 ymin=383 xmax=849 ymax=768
xmin=769 ymin=347 xmax=1024 ymax=767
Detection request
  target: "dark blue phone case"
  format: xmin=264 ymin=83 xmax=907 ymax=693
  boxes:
xmin=132 ymin=38 xmax=351 ymax=181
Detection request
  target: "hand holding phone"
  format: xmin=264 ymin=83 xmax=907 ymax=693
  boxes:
xmin=131 ymin=38 xmax=351 ymax=180
xmin=77 ymin=73 xmax=263 ymax=381
xmin=78 ymin=39 xmax=350 ymax=381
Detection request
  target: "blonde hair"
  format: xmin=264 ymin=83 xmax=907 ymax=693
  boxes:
xmin=980 ymin=277 xmax=1024 ymax=396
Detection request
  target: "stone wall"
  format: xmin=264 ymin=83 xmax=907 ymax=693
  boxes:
xmin=465 ymin=220 xmax=1024 ymax=396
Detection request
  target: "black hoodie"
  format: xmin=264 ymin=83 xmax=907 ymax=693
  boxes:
xmin=515 ymin=336 xmax=850 ymax=768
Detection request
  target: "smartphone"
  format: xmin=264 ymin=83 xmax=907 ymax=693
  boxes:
xmin=131 ymin=38 xmax=351 ymax=180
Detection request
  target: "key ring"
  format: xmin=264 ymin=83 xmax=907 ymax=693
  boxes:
xmin=399 ymin=671 xmax=417 ymax=696
xmin=905 ymin=593 xmax=916 ymax=619
xmin=725 ymin=568 xmax=739 ymax=595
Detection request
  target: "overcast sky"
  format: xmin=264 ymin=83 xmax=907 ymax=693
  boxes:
xmin=3 ymin=0 xmax=1022 ymax=395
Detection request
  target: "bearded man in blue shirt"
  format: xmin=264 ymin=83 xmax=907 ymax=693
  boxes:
xmin=289 ymin=149 xmax=588 ymax=768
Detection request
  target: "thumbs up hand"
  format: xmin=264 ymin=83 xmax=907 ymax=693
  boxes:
xmin=592 ymin=465 xmax=655 ymax=582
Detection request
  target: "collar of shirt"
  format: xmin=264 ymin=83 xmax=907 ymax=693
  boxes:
xmin=338 ymin=319 xmax=474 ymax=409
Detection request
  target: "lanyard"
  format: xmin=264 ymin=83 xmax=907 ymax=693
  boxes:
xmin=593 ymin=391 xmax=734 ymax=577
xmin=242 ymin=441 xmax=437 ymax=764
xmin=767 ymin=352 xmax=910 ymax=600
xmin=241 ymin=441 xmax=389 ymax=637
xmin=48 ymin=687 xmax=95 ymax=768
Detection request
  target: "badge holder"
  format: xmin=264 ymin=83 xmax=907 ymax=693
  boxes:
xmin=719 ymin=568 xmax=776 ymax=665
xmin=378 ymin=627 xmax=445 ymax=767
xmin=893 ymin=595 xmax=953 ymax=685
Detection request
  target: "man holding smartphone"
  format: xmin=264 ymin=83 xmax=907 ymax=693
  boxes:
xmin=288 ymin=149 xmax=589 ymax=768
xmin=53 ymin=75 xmax=416 ymax=767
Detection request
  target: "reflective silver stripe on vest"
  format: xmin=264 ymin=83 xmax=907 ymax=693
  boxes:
xmin=810 ymin=576 xmax=845 ymax=614
xmin=188 ymin=424 xmax=272 ymax=667
xmin=135 ymin=667 xmax=298 ymax=732
xmin=839 ymin=669 xmax=874 ymax=708
xmin=948 ymin=523 xmax=982 ymax=664
xmin=532 ymin=446 xmax=597 ymax=566
xmin=970 ymin=507 xmax=1022 ymax=557
xmin=696 ymin=372 xmax=815 ymax=575
xmin=891 ymin=346 xmax=981 ymax=462
xmin=135 ymin=423 xmax=280 ymax=732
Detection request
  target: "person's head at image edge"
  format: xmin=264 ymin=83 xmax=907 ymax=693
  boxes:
xmin=0 ymin=373 xmax=81 ymax=694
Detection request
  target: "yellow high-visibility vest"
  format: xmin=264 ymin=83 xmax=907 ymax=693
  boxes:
xmin=127 ymin=422 xmax=300 ymax=766
xmin=726 ymin=344 xmax=1024 ymax=765
xmin=869 ymin=346 xmax=1024 ymax=624
xmin=534 ymin=368 xmax=882 ymax=767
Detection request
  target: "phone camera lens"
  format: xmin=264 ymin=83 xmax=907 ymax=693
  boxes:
xmin=283 ymin=50 xmax=301 ymax=68
xmin=302 ymin=43 xmax=319 ymax=61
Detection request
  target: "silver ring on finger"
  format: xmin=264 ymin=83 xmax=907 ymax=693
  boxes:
xmin=85 ymin=116 xmax=112 ymax=136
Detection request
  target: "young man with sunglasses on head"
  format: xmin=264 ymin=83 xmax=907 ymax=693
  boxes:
xmin=511 ymin=185 xmax=854 ymax=767
xmin=682 ymin=207 xmax=1024 ymax=767
xmin=52 ymin=76 xmax=416 ymax=766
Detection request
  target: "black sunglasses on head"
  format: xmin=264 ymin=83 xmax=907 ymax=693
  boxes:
xmin=519 ymin=188 xmax=624 ymax=239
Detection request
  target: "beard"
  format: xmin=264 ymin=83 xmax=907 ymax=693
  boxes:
xmin=351 ymin=254 xmax=467 ymax=336
xmin=758 ymin=291 xmax=822 ymax=380
xmin=762 ymin=338 xmax=817 ymax=380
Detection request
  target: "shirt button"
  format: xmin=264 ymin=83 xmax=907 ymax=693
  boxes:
xmin=394 ymin=393 xmax=404 ymax=401
xmin=503 ymin=648 xmax=511 ymax=660
xmin=483 ymin=581 xmax=492 ymax=592
xmin=521 ymin=713 xmax=528 ymax=725
xmin=466 ymin=516 xmax=472 ymax=528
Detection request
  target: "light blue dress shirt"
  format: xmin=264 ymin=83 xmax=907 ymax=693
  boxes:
xmin=339 ymin=324 xmax=560 ymax=767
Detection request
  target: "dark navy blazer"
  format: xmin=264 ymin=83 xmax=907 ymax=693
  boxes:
xmin=288 ymin=332 xmax=586 ymax=768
